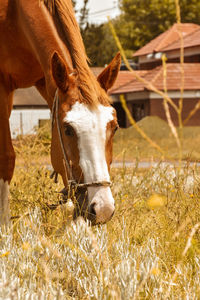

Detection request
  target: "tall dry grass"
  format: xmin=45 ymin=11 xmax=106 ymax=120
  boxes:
xmin=0 ymin=138 xmax=200 ymax=298
xmin=1 ymin=1 xmax=200 ymax=299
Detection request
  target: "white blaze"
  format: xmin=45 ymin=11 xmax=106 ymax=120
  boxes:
xmin=65 ymin=102 xmax=115 ymax=223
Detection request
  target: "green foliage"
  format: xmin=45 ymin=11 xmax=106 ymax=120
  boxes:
xmin=74 ymin=0 xmax=118 ymax=66
xmin=116 ymin=0 xmax=200 ymax=57
xmin=82 ymin=23 xmax=118 ymax=66
xmin=79 ymin=0 xmax=89 ymax=29
xmin=79 ymin=0 xmax=200 ymax=65
xmin=75 ymin=0 xmax=118 ymax=66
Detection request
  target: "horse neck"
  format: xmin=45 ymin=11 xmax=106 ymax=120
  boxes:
xmin=17 ymin=0 xmax=73 ymax=104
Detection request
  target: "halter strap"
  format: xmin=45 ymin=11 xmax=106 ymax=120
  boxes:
xmin=51 ymin=90 xmax=112 ymax=191
xmin=55 ymin=90 xmax=74 ymax=181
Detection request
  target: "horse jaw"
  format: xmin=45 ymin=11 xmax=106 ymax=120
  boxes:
xmin=64 ymin=102 xmax=115 ymax=224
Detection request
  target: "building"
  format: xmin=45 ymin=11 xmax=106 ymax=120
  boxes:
xmin=133 ymin=23 xmax=200 ymax=69
xmin=10 ymin=87 xmax=50 ymax=138
xmin=10 ymin=24 xmax=200 ymax=138
xmin=110 ymin=23 xmax=200 ymax=127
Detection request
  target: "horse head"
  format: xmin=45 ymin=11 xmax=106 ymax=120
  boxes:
xmin=50 ymin=51 xmax=121 ymax=225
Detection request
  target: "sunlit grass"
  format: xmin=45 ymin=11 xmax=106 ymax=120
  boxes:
xmin=0 ymin=127 xmax=199 ymax=298
xmin=114 ymin=116 xmax=200 ymax=161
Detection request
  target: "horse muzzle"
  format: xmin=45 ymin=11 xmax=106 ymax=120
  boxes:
xmin=61 ymin=183 xmax=115 ymax=225
xmin=87 ymin=186 xmax=115 ymax=224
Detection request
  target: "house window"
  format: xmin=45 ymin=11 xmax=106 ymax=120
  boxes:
xmin=112 ymin=102 xmax=126 ymax=128
xmin=132 ymin=102 xmax=147 ymax=122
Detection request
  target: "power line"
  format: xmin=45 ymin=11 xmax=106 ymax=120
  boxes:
xmin=76 ymin=4 xmax=120 ymax=24
xmin=88 ymin=6 xmax=118 ymax=16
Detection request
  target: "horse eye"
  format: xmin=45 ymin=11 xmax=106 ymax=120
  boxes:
xmin=64 ymin=125 xmax=74 ymax=137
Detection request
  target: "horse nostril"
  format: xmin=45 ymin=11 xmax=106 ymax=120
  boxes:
xmin=88 ymin=202 xmax=115 ymax=224
xmin=110 ymin=210 xmax=115 ymax=219
xmin=89 ymin=203 xmax=96 ymax=216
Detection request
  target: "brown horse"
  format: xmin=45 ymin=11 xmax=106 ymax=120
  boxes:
xmin=0 ymin=0 xmax=120 ymax=225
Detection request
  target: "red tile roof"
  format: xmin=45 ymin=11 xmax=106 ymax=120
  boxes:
xmin=109 ymin=71 xmax=147 ymax=94
xmin=110 ymin=64 xmax=200 ymax=94
xmin=133 ymin=23 xmax=200 ymax=57
xmin=163 ymin=27 xmax=200 ymax=51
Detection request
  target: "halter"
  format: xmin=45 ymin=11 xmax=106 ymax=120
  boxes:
xmin=51 ymin=90 xmax=112 ymax=193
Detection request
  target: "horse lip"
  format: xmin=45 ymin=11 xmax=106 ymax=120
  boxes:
xmin=85 ymin=210 xmax=96 ymax=224
xmin=87 ymin=208 xmax=115 ymax=226
xmin=96 ymin=209 xmax=115 ymax=225
xmin=73 ymin=207 xmax=115 ymax=226
xmin=64 ymin=187 xmax=115 ymax=225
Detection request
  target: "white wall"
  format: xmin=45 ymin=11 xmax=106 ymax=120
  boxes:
xmin=10 ymin=109 xmax=50 ymax=139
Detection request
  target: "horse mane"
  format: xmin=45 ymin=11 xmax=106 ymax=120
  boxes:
xmin=41 ymin=0 xmax=109 ymax=106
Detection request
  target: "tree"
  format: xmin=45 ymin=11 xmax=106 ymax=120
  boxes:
xmin=116 ymin=0 xmax=200 ymax=57
xmin=78 ymin=0 xmax=118 ymax=66
xmin=82 ymin=23 xmax=118 ymax=66
xmin=79 ymin=0 xmax=89 ymax=30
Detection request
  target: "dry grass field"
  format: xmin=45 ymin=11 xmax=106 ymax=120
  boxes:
xmin=113 ymin=116 xmax=200 ymax=161
xmin=1 ymin=122 xmax=200 ymax=299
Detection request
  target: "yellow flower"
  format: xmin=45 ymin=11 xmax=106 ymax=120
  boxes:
xmin=121 ymin=194 xmax=129 ymax=203
xmin=147 ymin=194 xmax=166 ymax=209
xmin=151 ymin=267 xmax=161 ymax=276
xmin=22 ymin=242 xmax=30 ymax=251
xmin=0 ymin=251 xmax=10 ymax=258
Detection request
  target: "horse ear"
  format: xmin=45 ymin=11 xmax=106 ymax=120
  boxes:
xmin=51 ymin=51 xmax=70 ymax=92
xmin=97 ymin=52 xmax=121 ymax=92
